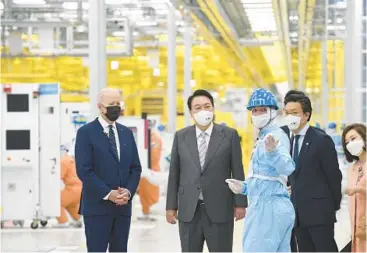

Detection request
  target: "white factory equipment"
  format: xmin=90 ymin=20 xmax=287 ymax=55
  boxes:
xmin=1 ymin=83 xmax=61 ymax=229
xmin=60 ymin=102 xmax=90 ymax=147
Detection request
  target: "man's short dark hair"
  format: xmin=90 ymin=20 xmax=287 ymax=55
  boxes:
xmin=187 ymin=89 xmax=214 ymax=110
xmin=284 ymin=90 xmax=313 ymax=121
xmin=284 ymin=90 xmax=306 ymax=100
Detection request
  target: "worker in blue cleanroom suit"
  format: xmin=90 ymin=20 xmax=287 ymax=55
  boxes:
xmin=226 ymin=88 xmax=296 ymax=252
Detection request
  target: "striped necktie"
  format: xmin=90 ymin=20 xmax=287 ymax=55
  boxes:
xmin=198 ymin=132 xmax=208 ymax=169
xmin=108 ymin=125 xmax=119 ymax=160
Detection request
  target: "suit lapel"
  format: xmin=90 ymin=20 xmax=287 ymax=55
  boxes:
xmin=294 ymin=127 xmax=313 ymax=178
xmin=185 ymin=126 xmax=201 ymax=172
xmin=94 ymin=118 xmax=119 ymax=162
xmin=203 ymin=124 xmax=224 ymax=171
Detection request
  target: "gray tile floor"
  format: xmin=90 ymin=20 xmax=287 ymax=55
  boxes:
xmin=0 ymin=197 xmax=243 ymax=252
xmin=0 ymin=195 xmax=350 ymax=252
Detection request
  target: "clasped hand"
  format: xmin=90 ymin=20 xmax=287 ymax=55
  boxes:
xmin=108 ymin=187 xmax=130 ymax=205
xmin=264 ymin=133 xmax=279 ymax=152
xmin=345 ymin=186 xmax=361 ymax=196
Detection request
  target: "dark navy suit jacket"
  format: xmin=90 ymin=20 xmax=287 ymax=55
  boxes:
xmin=75 ymin=118 xmax=142 ymax=216
xmin=281 ymin=125 xmax=342 ymax=227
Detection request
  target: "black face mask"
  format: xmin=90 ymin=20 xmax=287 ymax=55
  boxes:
xmin=105 ymin=106 xmax=121 ymax=122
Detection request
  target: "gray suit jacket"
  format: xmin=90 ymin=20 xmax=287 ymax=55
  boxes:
xmin=166 ymin=123 xmax=248 ymax=223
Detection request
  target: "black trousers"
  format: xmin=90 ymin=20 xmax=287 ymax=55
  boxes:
xmin=295 ymin=224 xmax=338 ymax=252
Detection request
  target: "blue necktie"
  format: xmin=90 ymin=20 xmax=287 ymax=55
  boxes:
xmin=108 ymin=125 xmax=118 ymax=160
xmin=292 ymin=135 xmax=301 ymax=168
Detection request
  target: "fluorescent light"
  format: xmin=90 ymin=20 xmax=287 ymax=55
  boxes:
xmin=150 ymin=0 xmax=169 ymax=3
xmin=110 ymin=61 xmax=119 ymax=70
xmin=59 ymin=12 xmax=78 ymax=20
xmin=243 ymin=3 xmax=272 ymax=8
xmin=153 ymin=68 xmax=160 ymax=76
xmin=241 ymin=0 xmax=265 ymax=3
xmin=327 ymin=25 xmax=346 ymax=31
xmin=106 ymin=0 xmax=130 ymax=5
xmin=243 ymin=1 xmax=276 ymax=32
xmin=155 ymin=9 xmax=168 ymax=15
xmin=0 ymin=2 xmax=4 ymax=9
xmin=82 ymin=2 xmax=89 ymax=9
xmin=76 ymin=25 xmax=86 ymax=33
xmin=121 ymin=70 xmax=133 ymax=76
xmin=62 ymin=2 xmax=78 ymax=10
xmin=113 ymin=31 xmax=124 ymax=37
xmin=290 ymin=32 xmax=298 ymax=38
xmin=13 ymin=0 xmax=45 ymax=4
xmin=135 ymin=21 xmax=158 ymax=27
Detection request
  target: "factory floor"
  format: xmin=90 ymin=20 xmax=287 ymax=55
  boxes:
xmin=1 ymin=196 xmax=350 ymax=252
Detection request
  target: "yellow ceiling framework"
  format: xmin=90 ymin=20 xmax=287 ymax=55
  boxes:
xmin=1 ymin=1 xmax=293 ymax=102
xmin=187 ymin=0 xmax=281 ymax=86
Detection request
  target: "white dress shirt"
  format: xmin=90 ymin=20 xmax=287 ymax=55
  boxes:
xmin=291 ymin=124 xmax=310 ymax=155
xmin=98 ymin=117 xmax=130 ymax=200
xmin=196 ymin=123 xmax=213 ymax=147
xmin=98 ymin=117 xmax=120 ymax=161
xmin=195 ymin=123 xmax=213 ymax=200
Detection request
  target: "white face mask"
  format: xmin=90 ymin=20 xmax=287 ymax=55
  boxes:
xmin=346 ymin=139 xmax=365 ymax=156
xmin=251 ymin=113 xmax=271 ymax=129
xmin=286 ymin=115 xmax=302 ymax=131
xmin=193 ymin=110 xmax=213 ymax=126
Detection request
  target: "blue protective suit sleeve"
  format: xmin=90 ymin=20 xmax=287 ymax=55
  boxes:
xmin=241 ymin=181 xmax=248 ymax=195
xmin=124 ymin=130 xmax=142 ymax=200
xmin=263 ymin=131 xmax=295 ymax=176
xmin=75 ymin=127 xmax=111 ymax=200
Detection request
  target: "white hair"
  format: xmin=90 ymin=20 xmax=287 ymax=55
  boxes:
xmin=97 ymin=88 xmax=121 ymax=104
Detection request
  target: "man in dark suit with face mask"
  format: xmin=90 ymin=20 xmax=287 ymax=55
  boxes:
xmin=75 ymin=88 xmax=142 ymax=252
xmin=281 ymin=90 xmax=342 ymax=252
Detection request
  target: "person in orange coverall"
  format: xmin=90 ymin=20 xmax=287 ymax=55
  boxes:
xmin=137 ymin=131 xmax=163 ymax=221
xmin=55 ymin=154 xmax=83 ymax=227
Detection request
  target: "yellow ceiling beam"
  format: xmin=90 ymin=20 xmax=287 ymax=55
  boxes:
xmin=296 ymin=0 xmax=316 ymax=89
xmin=272 ymin=0 xmax=294 ymax=86
xmin=195 ymin=0 xmax=263 ymax=85
xmin=189 ymin=13 xmax=253 ymax=86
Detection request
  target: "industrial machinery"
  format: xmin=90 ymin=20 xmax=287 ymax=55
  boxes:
xmin=0 ymin=83 xmax=61 ymax=229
